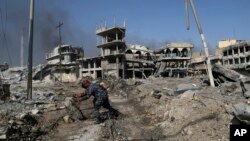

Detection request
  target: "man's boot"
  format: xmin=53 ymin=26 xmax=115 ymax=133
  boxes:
xmin=109 ymin=108 xmax=119 ymax=119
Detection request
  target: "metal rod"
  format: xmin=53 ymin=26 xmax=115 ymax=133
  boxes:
xmin=56 ymin=22 xmax=63 ymax=83
xmin=27 ymin=0 xmax=34 ymax=99
xmin=189 ymin=0 xmax=215 ymax=87
xmin=184 ymin=0 xmax=190 ymax=30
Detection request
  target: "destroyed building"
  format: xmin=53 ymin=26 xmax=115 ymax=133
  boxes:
xmin=34 ymin=44 xmax=84 ymax=83
xmin=78 ymin=24 xmax=155 ymax=79
xmin=190 ymin=52 xmax=221 ymax=75
xmin=155 ymin=42 xmax=194 ymax=78
xmin=125 ymin=44 xmax=155 ymax=79
xmin=219 ymin=39 xmax=250 ymax=76
xmin=78 ymin=24 xmax=126 ymax=79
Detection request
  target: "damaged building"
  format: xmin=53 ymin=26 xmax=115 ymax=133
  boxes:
xmin=78 ymin=24 xmax=126 ymax=79
xmin=125 ymin=44 xmax=155 ymax=79
xmin=154 ymin=42 xmax=194 ymax=78
xmin=78 ymin=24 xmax=155 ymax=79
xmin=219 ymin=39 xmax=250 ymax=76
xmin=34 ymin=44 xmax=84 ymax=83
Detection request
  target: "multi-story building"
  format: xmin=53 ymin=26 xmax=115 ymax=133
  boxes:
xmin=96 ymin=25 xmax=126 ymax=78
xmin=78 ymin=24 xmax=155 ymax=79
xmin=46 ymin=44 xmax=84 ymax=65
xmin=221 ymin=40 xmax=250 ymax=76
xmin=125 ymin=44 xmax=155 ymax=78
xmin=79 ymin=24 xmax=126 ymax=79
xmin=36 ymin=44 xmax=84 ymax=83
xmin=155 ymin=42 xmax=194 ymax=78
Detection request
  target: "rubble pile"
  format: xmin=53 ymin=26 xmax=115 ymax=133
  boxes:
xmin=1 ymin=65 xmax=46 ymax=84
xmin=1 ymin=67 xmax=27 ymax=84
xmin=97 ymin=76 xmax=141 ymax=98
xmin=0 ymin=65 xmax=250 ymax=140
xmin=0 ymin=84 xmax=68 ymax=140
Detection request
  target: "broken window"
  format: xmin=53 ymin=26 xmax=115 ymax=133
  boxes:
xmin=108 ymin=58 xmax=116 ymax=64
xmin=235 ymin=58 xmax=239 ymax=64
xmin=233 ymin=48 xmax=238 ymax=55
xmin=246 ymin=46 xmax=250 ymax=52
xmin=229 ymin=59 xmax=233 ymax=64
xmin=223 ymin=51 xmax=227 ymax=56
xmin=247 ymin=56 xmax=250 ymax=63
xmin=240 ymin=47 xmax=244 ymax=53
xmin=240 ymin=58 xmax=245 ymax=63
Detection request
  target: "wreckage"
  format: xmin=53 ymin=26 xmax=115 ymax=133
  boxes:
xmin=220 ymin=40 xmax=250 ymax=76
xmin=155 ymin=42 xmax=194 ymax=78
xmin=33 ymin=44 xmax=84 ymax=83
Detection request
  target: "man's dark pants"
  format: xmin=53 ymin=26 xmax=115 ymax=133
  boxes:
xmin=93 ymin=97 xmax=117 ymax=121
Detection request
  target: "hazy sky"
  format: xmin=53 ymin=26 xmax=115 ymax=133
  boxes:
xmin=0 ymin=0 xmax=250 ymax=66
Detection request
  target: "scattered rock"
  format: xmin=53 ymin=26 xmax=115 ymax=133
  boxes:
xmin=150 ymin=90 xmax=162 ymax=99
xmin=232 ymin=102 xmax=250 ymax=125
xmin=182 ymin=127 xmax=193 ymax=135
xmin=179 ymin=90 xmax=198 ymax=100
xmin=175 ymin=83 xmax=201 ymax=95
xmin=63 ymin=115 xmax=74 ymax=123
xmin=64 ymin=97 xmax=86 ymax=121
xmin=31 ymin=109 xmax=40 ymax=115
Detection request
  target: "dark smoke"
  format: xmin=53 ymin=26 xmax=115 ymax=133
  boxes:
xmin=0 ymin=0 xmax=91 ymax=66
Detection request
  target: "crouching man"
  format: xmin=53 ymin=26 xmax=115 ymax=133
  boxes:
xmin=74 ymin=79 xmax=119 ymax=123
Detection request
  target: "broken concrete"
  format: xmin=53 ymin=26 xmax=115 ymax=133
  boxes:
xmin=212 ymin=64 xmax=241 ymax=82
xmin=64 ymin=97 xmax=86 ymax=121
xmin=232 ymin=103 xmax=250 ymax=125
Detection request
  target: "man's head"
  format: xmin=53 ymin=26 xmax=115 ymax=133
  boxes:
xmin=82 ymin=79 xmax=90 ymax=89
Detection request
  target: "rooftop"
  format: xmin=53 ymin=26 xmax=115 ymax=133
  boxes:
xmin=96 ymin=26 xmax=126 ymax=36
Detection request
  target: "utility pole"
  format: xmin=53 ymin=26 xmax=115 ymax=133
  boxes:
xmin=56 ymin=22 xmax=63 ymax=83
xmin=20 ymin=32 xmax=24 ymax=67
xmin=27 ymin=0 xmax=34 ymax=99
xmin=184 ymin=0 xmax=215 ymax=87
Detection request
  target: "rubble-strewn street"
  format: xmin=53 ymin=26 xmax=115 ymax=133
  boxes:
xmin=1 ymin=71 xmax=250 ymax=140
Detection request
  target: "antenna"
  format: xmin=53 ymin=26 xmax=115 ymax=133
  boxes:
xmin=56 ymin=22 xmax=63 ymax=83
xmin=123 ymin=19 xmax=126 ymax=28
xmin=233 ymin=27 xmax=236 ymax=39
xmin=114 ymin=17 xmax=116 ymax=26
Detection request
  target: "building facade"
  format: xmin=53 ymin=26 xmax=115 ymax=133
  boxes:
xmin=155 ymin=42 xmax=194 ymax=78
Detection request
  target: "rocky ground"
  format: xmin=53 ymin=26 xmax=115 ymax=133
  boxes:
xmin=1 ymin=74 xmax=250 ymax=141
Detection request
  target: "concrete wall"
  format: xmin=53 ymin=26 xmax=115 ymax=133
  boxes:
xmin=43 ymin=72 xmax=78 ymax=83
xmin=218 ymin=39 xmax=239 ymax=48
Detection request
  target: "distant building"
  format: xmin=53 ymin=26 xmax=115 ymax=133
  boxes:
xmin=125 ymin=44 xmax=155 ymax=78
xmin=155 ymin=42 xmax=194 ymax=78
xmin=216 ymin=39 xmax=244 ymax=58
xmin=78 ymin=24 xmax=155 ymax=79
xmin=221 ymin=40 xmax=250 ymax=76
xmin=34 ymin=44 xmax=84 ymax=83
xmin=46 ymin=44 xmax=84 ymax=65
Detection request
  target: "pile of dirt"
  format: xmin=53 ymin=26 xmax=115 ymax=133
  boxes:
xmin=1 ymin=69 xmax=250 ymax=140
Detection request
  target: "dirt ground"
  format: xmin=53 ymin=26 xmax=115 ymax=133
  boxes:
xmin=1 ymin=77 xmax=248 ymax=141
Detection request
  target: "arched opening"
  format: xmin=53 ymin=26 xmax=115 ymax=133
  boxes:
xmin=146 ymin=52 xmax=151 ymax=60
xmin=135 ymin=50 xmax=142 ymax=55
xmin=172 ymin=48 xmax=179 ymax=57
xmin=126 ymin=49 xmax=133 ymax=54
xmin=135 ymin=51 xmax=142 ymax=59
xmin=181 ymin=48 xmax=188 ymax=57
xmin=166 ymin=49 xmax=171 ymax=57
